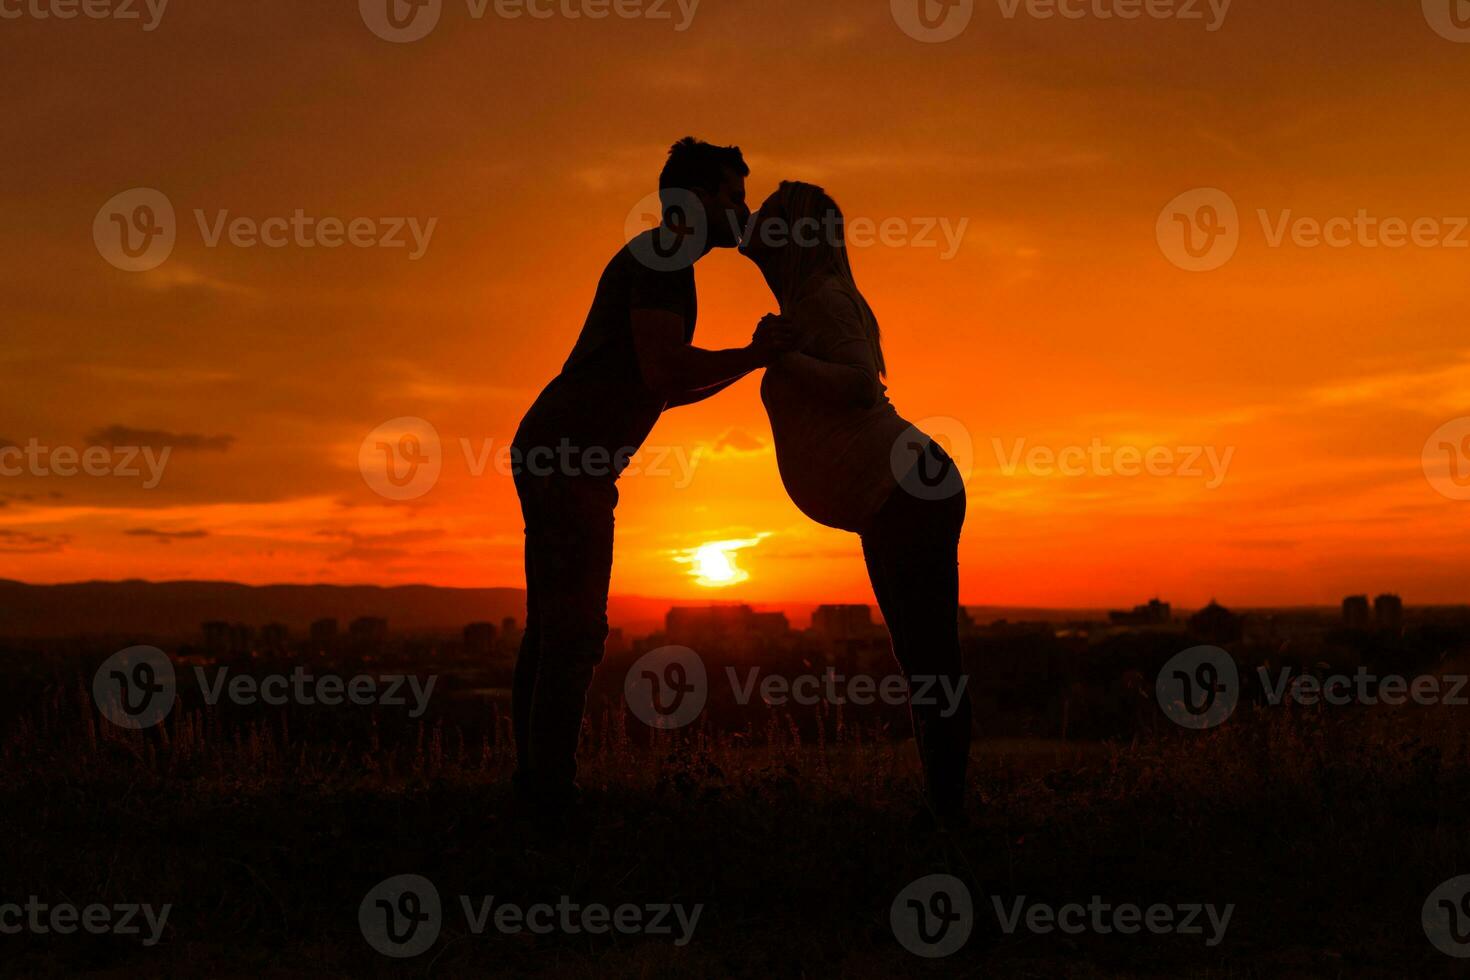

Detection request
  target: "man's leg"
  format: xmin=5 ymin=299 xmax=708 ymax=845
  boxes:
xmin=525 ymin=477 xmax=617 ymax=804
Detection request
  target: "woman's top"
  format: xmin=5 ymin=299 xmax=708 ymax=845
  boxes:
xmin=760 ymin=274 xmax=913 ymax=533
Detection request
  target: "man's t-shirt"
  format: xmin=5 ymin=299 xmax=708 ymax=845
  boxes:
xmin=514 ymin=231 xmax=697 ymax=479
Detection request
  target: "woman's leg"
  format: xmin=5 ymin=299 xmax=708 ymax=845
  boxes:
xmin=862 ymin=480 xmax=971 ymax=818
xmin=511 ymin=473 xmax=544 ymax=789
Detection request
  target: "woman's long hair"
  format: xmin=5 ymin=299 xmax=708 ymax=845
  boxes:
xmin=767 ymin=180 xmax=887 ymax=377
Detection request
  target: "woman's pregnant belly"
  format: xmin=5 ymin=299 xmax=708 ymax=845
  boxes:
xmin=761 ymin=370 xmax=912 ymax=533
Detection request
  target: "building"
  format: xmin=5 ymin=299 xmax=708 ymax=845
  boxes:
xmin=1374 ymin=594 xmax=1404 ymax=633
xmin=810 ymin=604 xmax=877 ymax=641
xmin=309 ymin=618 xmax=339 ymax=653
xmin=226 ymin=625 xmax=255 ymax=655
xmin=1342 ymin=595 xmax=1371 ymax=629
xmin=463 ymin=622 xmax=497 ymax=658
xmin=260 ymin=622 xmax=290 ymax=653
xmin=202 ymin=620 xmax=229 ymax=658
xmin=665 ymin=605 xmax=790 ymax=647
xmin=1109 ymin=599 xmax=1172 ymax=627
xmin=498 ymin=617 xmax=522 ymax=655
xmin=957 ymin=606 xmax=977 ymax=635
xmin=348 ymin=617 xmax=388 ymax=654
xmin=1188 ymin=600 xmax=1242 ymax=643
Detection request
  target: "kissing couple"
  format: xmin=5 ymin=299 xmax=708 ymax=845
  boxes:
xmin=511 ymin=137 xmax=972 ymax=828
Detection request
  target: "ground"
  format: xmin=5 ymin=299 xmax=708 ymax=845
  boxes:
xmin=2 ymin=685 xmax=1468 ymax=976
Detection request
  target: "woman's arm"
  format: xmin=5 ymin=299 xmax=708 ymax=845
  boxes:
xmin=768 ymin=350 xmax=878 ymax=409
xmin=765 ymin=291 xmax=882 ymax=409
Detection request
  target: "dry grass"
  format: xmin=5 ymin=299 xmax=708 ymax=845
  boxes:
xmin=2 ymin=680 xmax=1469 ymax=977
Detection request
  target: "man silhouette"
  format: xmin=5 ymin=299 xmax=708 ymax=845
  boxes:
xmin=511 ymin=137 xmax=791 ymax=814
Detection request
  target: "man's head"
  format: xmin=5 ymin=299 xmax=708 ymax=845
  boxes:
xmin=659 ymin=137 xmax=750 ymax=251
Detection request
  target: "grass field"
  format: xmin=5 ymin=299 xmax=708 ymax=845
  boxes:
xmin=4 ymin=675 xmax=1470 ymax=977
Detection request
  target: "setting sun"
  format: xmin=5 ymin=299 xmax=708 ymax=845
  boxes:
xmin=675 ymin=536 xmax=769 ymax=588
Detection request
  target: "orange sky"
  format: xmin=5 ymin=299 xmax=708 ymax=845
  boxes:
xmin=3 ymin=0 xmax=1470 ymax=607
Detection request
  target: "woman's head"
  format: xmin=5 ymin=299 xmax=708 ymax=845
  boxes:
xmin=741 ymin=181 xmax=886 ymax=375
xmin=740 ymin=182 xmax=844 ymax=301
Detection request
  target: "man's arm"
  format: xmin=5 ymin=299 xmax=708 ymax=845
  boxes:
xmin=631 ymin=309 xmax=785 ymax=400
xmin=663 ymin=374 xmax=745 ymax=409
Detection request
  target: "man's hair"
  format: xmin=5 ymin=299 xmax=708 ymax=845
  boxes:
xmin=659 ymin=137 xmax=747 ymax=214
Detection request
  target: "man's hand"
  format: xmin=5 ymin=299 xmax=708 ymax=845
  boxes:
xmin=751 ymin=314 xmax=799 ymax=364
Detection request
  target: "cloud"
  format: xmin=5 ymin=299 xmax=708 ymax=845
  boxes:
xmin=136 ymin=263 xmax=252 ymax=296
xmin=85 ymin=426 xmax=235 ymax=452
xmin=322 ymin=528 xmax=448 ymax=564
xmin=0 ymin=530 xmax=69 ymax=554
xmin=125 ymin=528 xmax=210 ymax=544
xmin=705 ymin=427 xmax=769 ymax=458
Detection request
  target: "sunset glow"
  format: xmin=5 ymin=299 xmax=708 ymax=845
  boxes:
xmin=3 ymin=1 xmax=1470 ymax=610
xmin=676 ymin=537 xmax=767 ymax=588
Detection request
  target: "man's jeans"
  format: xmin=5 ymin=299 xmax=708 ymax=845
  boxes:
xmin=512 ymin=470 xmax=617 ymax=802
